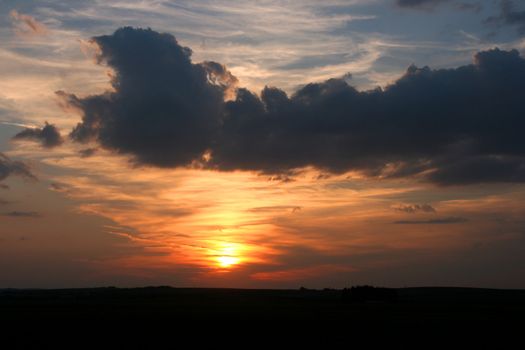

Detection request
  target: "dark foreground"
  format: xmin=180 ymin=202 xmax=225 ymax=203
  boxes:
xmin=2 ymin=286 xmax=524 ymax=345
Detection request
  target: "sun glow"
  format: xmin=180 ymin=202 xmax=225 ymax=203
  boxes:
xmin=216 ymin=255 xmax=240 ymax=268
xmin=213 ymin=242 xmax=243 ymax=269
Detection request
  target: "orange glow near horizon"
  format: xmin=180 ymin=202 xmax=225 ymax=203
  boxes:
xmin=11 ymin=147 xmax=521 ymax=287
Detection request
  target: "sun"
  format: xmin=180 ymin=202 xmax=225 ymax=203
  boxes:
xmin=216 ymin=255 xmax=240 ymax=268
xmin=212 ymin=242 xmax=243 ymax=269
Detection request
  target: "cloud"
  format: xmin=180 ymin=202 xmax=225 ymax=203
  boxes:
xmin=249 ymin=206 xmax=302 ymax=213
xmin=393 ymin=203 xmax=436 ymax=213
xmin=393 ymin=216 xmax=468 ymax=224
xmin=485 ymin=0 xmax=525 ymax=35
xmin=78 ymin=148 xmax=97 ymax=158
xmin=66 ymin=27 xmax=230 ymax=168
xmin=49 ymin=182 xmax=67 ymax=191
xmin=396 ymin=0 xmax=480 ymax=11
xmin=0 ymin=152 xmax=36 ymax=183
xmin=456 ymin=2 xmax=482 ymax=12
xmin=64 ymin=27 xmax=525 ymax=185
xmin=395 ymin=0 xmax=450 ymax=9
xmin=1 ymin=211 xmax=41 ymax=218
xmin=9 ymin=10 xmax=48 ymax=36
xmin=12 ymin=122 xmax=63 ymax=148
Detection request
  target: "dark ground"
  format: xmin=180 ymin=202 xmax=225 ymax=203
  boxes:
xmin=1 ymin=286 xmax=524 ymax=345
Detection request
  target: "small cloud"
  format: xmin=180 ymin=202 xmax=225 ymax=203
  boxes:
xmin=49 ymin=182 xmax=69 ymax=192
xmin=392 ymin=203 xmax=436 ymax=213
xmin=268 ymin=174 xmax=296 ymax=183
xmin=315 ymin=173 xmax=332 ymax=180
xmin=2 ymin=211 xmax=41 ymax=218
xmin=79 ymin=148 xmax=97 ymax=158
xmin=0 ymin=152 xmax=36 ymax=183
xmin=9 ymin=10 xmax=48 ymax=36
xmin=456 ymin=2 xmax=482 ymax=12
xmin=13 ymin=122 xmax=63 ymax=148
xmin=396 ymin=0 xmax=449 ymax=10
xmin=249 ymin=205 xmax=302 ymax=213
xmin=393 ymin=216 xmax=468 ymax=224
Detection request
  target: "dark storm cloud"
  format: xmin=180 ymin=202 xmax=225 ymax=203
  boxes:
xmin=486 ymin=0 xmax=525 ymax=35
xmin=396 ymin=0 xmax=449 ymax=9
xmin=0 ymin=152 xmax=36 ymax=182
xmin=64 ymin=27 xmax=525 ymax=185
xmin=13 ymin=122 xmax=63 ymax=148
xmin=394 ymin=216 xmax=468 ymax=224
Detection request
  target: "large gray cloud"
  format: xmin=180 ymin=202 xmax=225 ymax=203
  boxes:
xmin=64 ymin=27 xmax=525 ymax=185
xmin=66 ymin=27 xmax=231 ymax=167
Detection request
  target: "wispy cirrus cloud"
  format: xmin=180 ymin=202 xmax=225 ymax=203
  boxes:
xmin=9 ymin=10 xmax=48 ymax=36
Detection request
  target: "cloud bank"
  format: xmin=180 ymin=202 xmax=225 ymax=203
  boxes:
xmin=63 ymin=27 xmax=525 ymax=185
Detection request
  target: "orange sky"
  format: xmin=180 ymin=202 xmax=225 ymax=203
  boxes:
xmin=2 ymin=1 xmax=525 ymax=289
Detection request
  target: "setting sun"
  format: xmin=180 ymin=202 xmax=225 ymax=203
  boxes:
xmin=208 ymin=242 xmax=244 ymax=269
xmin=216 ymin=256 xmax=240 ymax=268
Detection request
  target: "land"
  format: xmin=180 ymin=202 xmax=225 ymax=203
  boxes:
xmin=2 ymin=286 xmax=524 ymax=344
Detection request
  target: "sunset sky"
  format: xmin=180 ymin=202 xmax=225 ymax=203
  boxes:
xmin=1 ymin=0 xmax=525 ymax=289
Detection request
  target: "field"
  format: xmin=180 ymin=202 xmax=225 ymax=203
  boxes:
xmin=2 ymin=286 xmax=524 ymax=344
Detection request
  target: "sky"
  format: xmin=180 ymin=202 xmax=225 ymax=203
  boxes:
xmin=1 ymin=0 xmax=525 ymax=289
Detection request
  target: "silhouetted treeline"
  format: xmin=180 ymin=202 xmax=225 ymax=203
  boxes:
xmin=342 ymin=285 xmax=398 ymax=303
